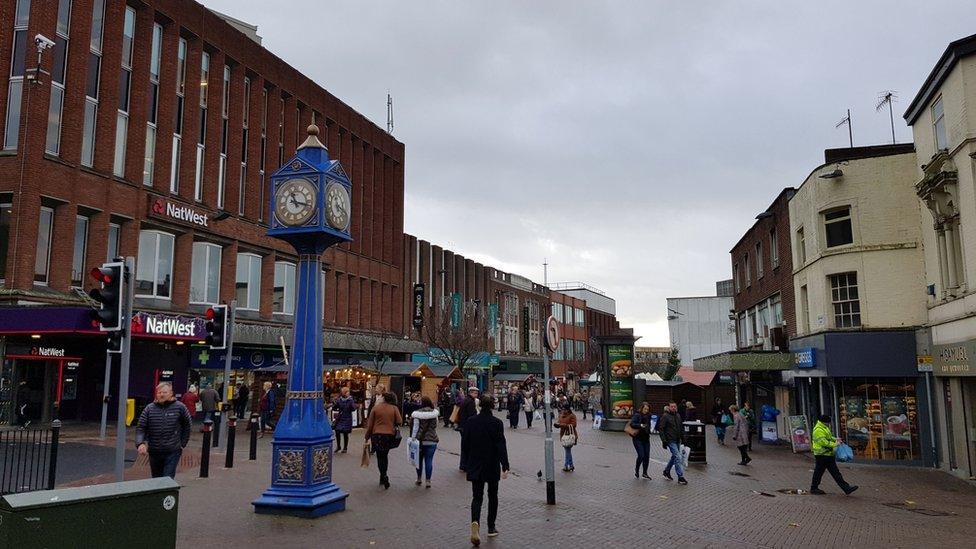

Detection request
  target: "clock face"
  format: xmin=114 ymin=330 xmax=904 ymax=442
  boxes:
xmin=325 ymin=181 xmax=350 ymax=231
xmin=274 ymin=178 xmax=317 ymax=226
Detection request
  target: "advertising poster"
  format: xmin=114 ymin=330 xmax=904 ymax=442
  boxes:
xmin=843 ymin=396 xmax=869 ymax=443
xmin=788 ymin=415 xmax=811 ymax=453
xmin=881 ymin=397 xmax=910 ymax=441
xmin=607 ymin=345 xmax=634 ymax=418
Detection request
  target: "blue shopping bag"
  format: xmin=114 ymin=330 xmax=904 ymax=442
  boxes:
xmin=835 ymin=443 xmax=854 ymax=463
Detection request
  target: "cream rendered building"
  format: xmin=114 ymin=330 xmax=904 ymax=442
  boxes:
xmin=905 ymin=33 xmax=976 ymax=479
xmin=789 ymin=144 xmax=934 ymax=465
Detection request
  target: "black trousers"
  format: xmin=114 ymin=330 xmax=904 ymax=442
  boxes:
xmin=470 ymin=479 xmax=499 ymax=528
xmin=524 ymin=411 xmax=533 ymax=428
xmin=149 ymin=450 xmax=182 ymax=479
xmin=376 ymin=449 xmax=390 ymax=479
xmin=812 ymin=455 xmax=850 ymax=491
xmin=738 ymin=444 xmax=750 ymax=462
xmin=335 ymin=432 xmax=349 ymax=451
xmin=508 ymin=410 xmax=519 ymax=428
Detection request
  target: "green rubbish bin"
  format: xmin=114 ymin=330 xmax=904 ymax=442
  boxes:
xmin=0 ymin=477 xmax=180 ymax=548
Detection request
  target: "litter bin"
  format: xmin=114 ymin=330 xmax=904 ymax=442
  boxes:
xmin=0 ymin=477 xmax=180 ymax=548
xmin=683 ymin=421 xmax=706 ymax=463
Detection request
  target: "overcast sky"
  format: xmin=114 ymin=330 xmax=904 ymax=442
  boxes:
xmin=206 ymin=0 xmax=973 ymax=346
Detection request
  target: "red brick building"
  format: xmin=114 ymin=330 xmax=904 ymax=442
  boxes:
xmin=549 ymin=290 xmax=587 ymax=378
xmin=0 ymin=0 xmax=409 ymax=421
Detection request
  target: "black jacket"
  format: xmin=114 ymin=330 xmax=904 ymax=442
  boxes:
xmin=658 ymin=411 xmax=683 ymax=446
xmin=462 ymin=411 xmax=510 ymax=482
xmin=506 ymin=392 xmax=524 ymax=413
xmin=135 ymin=400 xmax=192 ymax=453
xmin=458 ymin=395 xmax=478 ymax=429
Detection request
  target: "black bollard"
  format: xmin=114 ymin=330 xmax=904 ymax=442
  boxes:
xmin=249 ymin=413 xmax=259 ymax=460
xmin=212 ymin=409 xmax=222 ymax=448
xmin=225 ymin=415 xmax=237 ymax=469
xmin=200 ymin=419 xmax=213 ymax=478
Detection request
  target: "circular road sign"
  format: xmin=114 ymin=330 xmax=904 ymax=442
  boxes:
xmin=545 ymin=315 xmax=560 ymax=355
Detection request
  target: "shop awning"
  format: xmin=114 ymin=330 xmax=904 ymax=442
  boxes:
xmin=693 ymin=351 xmax=793 ymax=372
xmin=428 ymin=364 xmax=464 ymax=379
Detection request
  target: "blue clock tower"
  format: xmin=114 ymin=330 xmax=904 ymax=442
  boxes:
xmin=253 ymin=122 xmax=351 ymax=518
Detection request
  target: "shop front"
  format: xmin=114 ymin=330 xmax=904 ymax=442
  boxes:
xmin=189 ymin=344 xmax=287 ymax=414
xmin=693 ymin=351 xmax=792 ymax=438
xmin=790 ymin=330 xmax=933 ymax=466
xmin=930 ymin=339 xmax=976 ymax=479
xmin=1 ymin=343 xmax=87 ymax=424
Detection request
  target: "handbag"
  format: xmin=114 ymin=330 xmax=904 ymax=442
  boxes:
xmin=361 ymin=441 xmax=371 ymax=468
xmin=680 ymin=444 xmax=690 ymax=468
xmin=390 ymin=426 xmax=403 ymax=449
xmin=560 ymin=426 xmax=577 ymax=448
xmin=624 ymin=422 xmax=640 ymax=438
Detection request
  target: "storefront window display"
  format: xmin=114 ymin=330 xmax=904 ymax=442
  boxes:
xmin=838 ymin=378 xmax=919 ymax=462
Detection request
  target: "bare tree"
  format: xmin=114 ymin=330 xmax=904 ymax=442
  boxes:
xmin=422 ymin=303 xmax=490 ymax=375
xmin=351 ymin=330 xmax=404 ymax=373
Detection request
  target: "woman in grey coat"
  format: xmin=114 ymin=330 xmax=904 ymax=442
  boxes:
xmin=729 ymin=404 xmax=751 ymax=465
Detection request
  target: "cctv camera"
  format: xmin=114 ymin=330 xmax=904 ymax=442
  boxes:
xmin=35 ymin=34 xmax=55 ymax=50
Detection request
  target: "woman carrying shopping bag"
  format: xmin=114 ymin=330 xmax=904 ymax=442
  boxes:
xmin=364 ymin=392 xmax=403 ymax=489
xmin=555 ymin=403 xmax=578 ymax=472
xmin=411 ymin=396 xmax=440 ymax=488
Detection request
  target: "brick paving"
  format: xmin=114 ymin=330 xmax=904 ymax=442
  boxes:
xmin=60 ymin=414 xmax=976 ymax=548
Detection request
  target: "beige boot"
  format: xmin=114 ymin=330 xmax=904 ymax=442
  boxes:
xmin=470 ymin=521 xmax=481 ymax=546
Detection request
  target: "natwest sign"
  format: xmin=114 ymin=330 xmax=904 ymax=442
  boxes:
xmin=131 ymin=312 xmax=205 ymax=340
xmin=149 ymin=197 xmax=209 ymax=228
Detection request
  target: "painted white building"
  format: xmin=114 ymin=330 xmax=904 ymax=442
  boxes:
xmin=666 ymin=294 xmax=735 ymax=367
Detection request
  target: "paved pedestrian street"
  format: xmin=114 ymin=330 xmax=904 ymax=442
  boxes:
xmin=59 ymin=413 xmax=976 ymax=548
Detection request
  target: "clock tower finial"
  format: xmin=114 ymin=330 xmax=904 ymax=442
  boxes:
xmin=298 ymin=114 xmax=326 ymax=151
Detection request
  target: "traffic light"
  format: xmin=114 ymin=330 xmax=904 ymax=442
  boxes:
xmin=89 ymin=262 xmax=124 ymax=331
xmin=106 ymin=329 xmax=124 ymax=354
xmin=205 ymin=305 xmax=228 ymax=349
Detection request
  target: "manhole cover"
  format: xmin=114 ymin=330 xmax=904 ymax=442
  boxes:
xmin=728 ymin=471 xmax=750 ymax=477
xmin=883 ymin=503 xmax=951 ymax=516
xmin=776 ymin=488 xmax=806 ymax=495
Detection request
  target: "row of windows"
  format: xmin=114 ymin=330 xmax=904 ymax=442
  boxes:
xmin=736 ymin=294 xmax=783 ymax=348
xmin=734 ymin=227 xmax=780 ymax=293
xmin=550 ymin=302 xmax=584 ymax=327
xmin=553 ymin=339 xmax=586 ymax=361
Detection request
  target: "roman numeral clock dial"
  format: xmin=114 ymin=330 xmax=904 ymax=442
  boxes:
xmin=274 ymin=178 xmax=317 ymax=226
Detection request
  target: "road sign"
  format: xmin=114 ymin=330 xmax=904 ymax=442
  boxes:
xmin=917 ymin=355 xmax=934 ymax=373
xmin=545 ymin=315 xmax=560 ymax=354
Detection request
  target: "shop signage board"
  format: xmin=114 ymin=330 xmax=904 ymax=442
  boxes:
xmin=148 ymin=196 xmax=210 ymax=228
xmin=607 ymin=345 xmax=634 ymax=419
xmin=761 ymin=420 xmax=778 ymax=443
xmin=930 ymin=341 xmax=976 ymax=375
xmin=788 ymin=415 xmax=811 ymax=453
xmin=192 ymin=346 xmax=286 ymax=370
xmin=794 ymin=348 xmax=816 ymax=369
xmin=488 ymin=303 xmax=499 ymax=335
xmin=412 ymin=284 xmax=424 ymax=328
xmin=916 ymin=355 xmax=933 ymax=373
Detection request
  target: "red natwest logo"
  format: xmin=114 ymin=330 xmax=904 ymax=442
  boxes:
xmin=151 ymin=199 xmax=166 ymax=215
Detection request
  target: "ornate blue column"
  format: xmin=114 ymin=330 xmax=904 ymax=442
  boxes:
xmin=253 ymin=123 xmax=351 ymax=518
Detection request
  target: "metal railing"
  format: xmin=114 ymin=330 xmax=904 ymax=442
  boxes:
xmin=0 ymin=420 xmax=61 ymax=495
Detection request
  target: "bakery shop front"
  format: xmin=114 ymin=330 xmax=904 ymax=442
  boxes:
xmin=790 ymin=330 xmax=935 ymax=466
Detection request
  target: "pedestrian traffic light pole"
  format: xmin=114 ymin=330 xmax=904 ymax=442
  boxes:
xmin=219 ymin=300 xmax=237 ymax=450
xmin=114 ymin=257 xmax=135 ymax=482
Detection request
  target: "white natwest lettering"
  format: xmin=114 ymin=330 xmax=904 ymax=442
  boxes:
xmin=165 ymin=202 xmax=209 ymax=227
xmin=146 ymin=316 xmax=195 ymax=337
xmin=38 ymin=347 xmax=65 ymax=357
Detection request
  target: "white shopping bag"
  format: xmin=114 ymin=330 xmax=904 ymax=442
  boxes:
xmin=534 ymin=410 xmax=543 ymax=421
xmin=680 ymin=444 xmax=690 ymax=469
xmin=592 ymin=412 xmax=603 ymax=430
xmin=407 ymin=437 xmax=421 ymax=469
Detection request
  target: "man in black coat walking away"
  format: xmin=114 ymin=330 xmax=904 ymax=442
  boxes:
xmin=505 ymin=386 xmax=524 ymax=429
xmin=135 ymin=382 xmax=193 ymax=478
xmin=457 ymin=386 xmax=480 ymax=471
xmin=462 ymin=395 xmax=510 ymax=546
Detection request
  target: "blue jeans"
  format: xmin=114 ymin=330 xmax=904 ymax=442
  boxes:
xmin=564 ymin=446 xmax=574 ymax=468
xmin=417 ymin=443 xmax=437 ymax=480
xmin=633 ymin=438 xmax=650 ymax=474
xmin=665 ymin=442 xmax=685 ymax=478
xmin=149 ymin=450 xmax=182 ymax=479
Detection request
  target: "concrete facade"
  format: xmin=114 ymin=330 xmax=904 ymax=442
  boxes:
xmin=667 ymin=295 xmax=735 ymax=367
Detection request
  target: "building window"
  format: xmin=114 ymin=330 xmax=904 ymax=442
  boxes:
xmin=217 ymin=65 xmax=230 ymax=209
xmin=239 ymin=76 xmax=250 ymax=216
xmin=44 ymin=0 xmax=71 ymax=155
xmin=136 ymin=230 xmax=174 ymax=298
xmin=273 ymin=261 xmax=296 ymax=314
xmin=527 ymin=300 xmax=540 ymax=354
xmin=829 ymin=272 xmax=861 ymax=328
xmin=4 ymin=0 xmax=31 ymax=150
xmin=70 ymin=215 xmax=88 ymax=287
xmin=190 ymin=242 xmax=221 ymax=304
xmin=236 ymin=252 xmax=262 ymax=310
xmin=194 ymin=51 xmax=210 ymax=201
xmin=552 ymin=302 xmax=563 ymax=323
xmin=106 ymin=221 xmax=120 ymax=261
xmin=796 ymin=227 xmax=806 ymax=265
xmin=770 ymin=227 xmax=779 ymax=267
xmin=142 ymin=22 xmax=162 ymax=185
xmin=575 ymin=306 xmax=584 ymax=327
xmin=744 ymin=253 xmax=751 ymax=287
xmin=0 ymin=197 xmax=12 ymax=284
xmin=756 ymin=241 xmax=764 ymax=278
xmin=34 ymin=207 xmax=54 ymax=284
xmin=575 ymin=340 xmax=585 ymax=360
xmin=824 ymin=207 xmax=853 ymax=248
xmin=737 ymin=312 xmax=747 ymax=347
xmin=112 ymin=7 xmax=135 ymax=177
xmin=933 ymin=96 xmax=948 ymax=151
xmin=503 ymin=292 xmax=519 ymax=354
xmin=770 ymin=294 xmax=783 ymax=326
xmin=170 ymin=37 xmax=186 ymax=194
xmin=81 ymin=0 xmax=104 ymax=167
xmin=799 ymin=285 xmax=809 ymax=333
